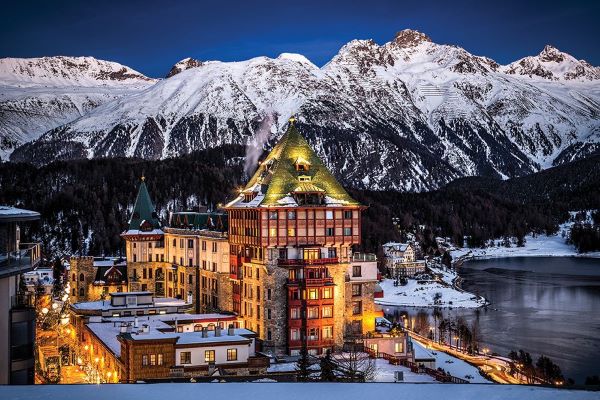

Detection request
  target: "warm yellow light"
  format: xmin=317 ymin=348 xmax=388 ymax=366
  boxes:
xmin=84 ymin=345 xmax=89 ymax=351
xmin=107 ymin=372 xmax=112 ymax=378
xmin=94 ymin=357 xmax=99 ymax=363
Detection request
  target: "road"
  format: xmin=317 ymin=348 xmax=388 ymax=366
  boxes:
xmin=408 ymin=331 xmax=529 ymax=384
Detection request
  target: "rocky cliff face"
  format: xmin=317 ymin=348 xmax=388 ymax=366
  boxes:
xmin=6 ymin=30 xmax=600 ymax=191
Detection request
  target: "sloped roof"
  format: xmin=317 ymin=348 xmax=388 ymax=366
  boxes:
xmin=128 ymin=178 xmax=161 ymax=231
xmin=168 ymin=212 xmax=228 ymax=232
xmin=229 ymin=123 xmax=359 ymax=207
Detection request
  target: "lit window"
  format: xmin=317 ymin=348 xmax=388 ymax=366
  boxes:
xmin=308 ymin=289 xmax=318 ymax=300
xmin=322 ymin=288 xmax=333 ymax=299
xmin=308 ymin=328 xmax=319 ymax=341
xmin=290 ymin=329 xmax=300 ymax=341
xmin=150 ymin=354 xmax=156 ymax=366
xmin=308 ymin=307 xmax=319 ymax=319
xmin=322 ymin=306 xmax=333 ymax=318
xmin=205 ymin=350 xmax=215 ymax=363
xmin=158 ymin=354 xmax=164 ymax=365
xmin=142 ymin=355 xmax=148 ymax=366
xmin=269 ymin=228 xmax=277 ymax=237
xmin=298 ymin=175 xmax=311 ymax=182
xmin=288 ymin=228 xmax=296 ymax=237
xmin=291 ymin=308 xmax=300 ymax=319
xmin=395 ymin=342 xmax=403 ymax=353
xmin=323 ymin=326 xmax=333 ymax=339
xmin=227 ymin=348 xmax=238 ymax=361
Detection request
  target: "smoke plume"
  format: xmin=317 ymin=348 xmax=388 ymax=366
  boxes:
xmin=244 ymin=113 xmax=274 ymax=178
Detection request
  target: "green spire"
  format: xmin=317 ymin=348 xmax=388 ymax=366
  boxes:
xmin=244 ymin=122 xmax=359 ymax=206
xmin=128 ymin=177 xmax=161 ymax=231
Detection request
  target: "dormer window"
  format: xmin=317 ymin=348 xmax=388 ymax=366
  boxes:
xmin=298 ymin=175 xmax=311 ymax=182
xmin=294 ymin=156 xmax=311 ymax=172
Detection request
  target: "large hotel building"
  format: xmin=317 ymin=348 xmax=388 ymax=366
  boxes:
xmin=70 ymin=122 xmax=381 ymax=357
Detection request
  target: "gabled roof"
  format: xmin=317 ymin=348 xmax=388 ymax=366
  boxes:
xmin=227 ymin=123 xmax=359 ymax=207
xmin=168 ymin=212 xmax=228 ymax=232
xmin=128 ymin=178 xmax=161 ymax=231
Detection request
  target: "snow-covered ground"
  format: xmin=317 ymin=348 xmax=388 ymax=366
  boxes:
xmin=372 ymin=358 xmax=436 ymax=383
xmin=451 ymin=219 xmax=600 ymax=260
xmin=412 ymin=341 xmax=491 ymax=384
xmin=2 ymin=383 xmax=596 ymax=400
xmin=376 ymin=277 xmax=486 ymax=308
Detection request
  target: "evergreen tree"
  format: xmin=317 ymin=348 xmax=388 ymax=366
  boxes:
xmin=320 ymin=349 xmax=336 ymax=382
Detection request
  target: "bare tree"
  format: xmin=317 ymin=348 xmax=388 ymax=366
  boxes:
xmin=334 ymin=343 xmax=376 ymax=382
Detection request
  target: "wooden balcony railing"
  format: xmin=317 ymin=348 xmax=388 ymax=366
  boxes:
xmin=278 ymin=257 xmax=338 ymax=267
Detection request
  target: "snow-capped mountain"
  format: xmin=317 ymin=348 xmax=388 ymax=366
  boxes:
xmin=0 ymin=56 xmax=156 ymax=159
xmin=502 ymin=45 xmax=600 ymax=81
xmin=7 ymin=31 xmax=600 ymax=191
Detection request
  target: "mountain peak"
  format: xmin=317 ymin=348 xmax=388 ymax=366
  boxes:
xmin=165 ymin=57 xmax=203 ymax=78
xmin=393 ymin=29 xmax=432 ymax=47
xmin=538 ymin=45 xmax=566 ymax=63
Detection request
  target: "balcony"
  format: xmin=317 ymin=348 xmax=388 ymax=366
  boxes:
xmin=286 ymin=277 xmax=334 ymax=286
xmin=278 ymin=257 xmax=338 ymax=267
xmin=11 ymin=292 xmax=35 ymax=309
xmin=0 ymin=243 xmax=41 ymax=278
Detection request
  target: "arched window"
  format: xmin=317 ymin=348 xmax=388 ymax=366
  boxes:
xmin=207 ymin=323 xmax=216 ymax=331
xmin=72 ymin=273 xmax=76 ymax=282
xmin=79 ymin=273 xmax=85 ymax=282
xmin=79 ymin=288 xmax=84 ymax=296
xmin=194 ymin=324 xmax=202 ymax=332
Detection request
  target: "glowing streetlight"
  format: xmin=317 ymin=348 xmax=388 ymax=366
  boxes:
xmin=41 ymin=307 xmax=49 ymax=315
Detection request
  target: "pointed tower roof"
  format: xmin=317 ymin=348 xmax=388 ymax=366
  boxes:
xmin=128 ymin=177 xmax=161 ymax=231
xmin=227 ymin=122 xmax=359 ymax=207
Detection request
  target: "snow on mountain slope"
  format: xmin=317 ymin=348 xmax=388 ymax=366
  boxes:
xmin=503 ymin=45 xmax=600 ymax=81
xmin=0 ymin=56 xmax=156 ymax=159
xmin=8 ymin=31 xmax=600 ymax=191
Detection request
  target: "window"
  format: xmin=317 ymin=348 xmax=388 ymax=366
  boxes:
xmin=180 ymin=352 xmax=191 ymax=364
xmin=290 ymin=308 xmax=300 ymax=319
xmin=287 ymin=210 xmax=296 ymax=220
xmin=202 ymin=241 xmax=206 ymax=251
xmin=308 ymin=289 xmax=318 ymax=300
xmin=308 ymin=327 xmax=319 ymax=341
xmin=79 ymin=288 xmax=84 ymax=297
xmin=150 ymin=354 xmax=156 ymax=366
xmin=72 ymin=273 xmax=76 ymax=282
xmin=395 ymin=342 xmax=403 ymax=353
xmin=267 ymin=329 xmax=272 ymax=341
xmin=290 ymin=289 xmax=300 ymax=300
xmin=180 ymin=239 xmax=184 ymax=248
xmin=322 ymin=287 xmax=333 ymax=299
xmin=352 ymin=301 xmax=362 ymax=315
xmin=194 ymin=324 xmax=202 ymax=332
xmin=158 ymin=354 xmax=164 ymax=365
xmin=177 ymin=326 xmax=183 ymax=333
xmin=188 ymin=275 xmax=193 ymax=284
xmin=227 ymin=348 xmax=238 ymax=361
xmin=298 ymin=175 xmax=311 ymax=182
xmin=142 ymin=355 xmax=148 ymax=366
xmin=269 ymin=228 xmax=277 ymax=237
xmin=308 ymin=307 xmax=319 ymax=319
xmin=204 ymin=350 xmax=215 ymax=363
xmin=290 ymin=328 xmax=300 ymax=341
xmin=212 ymin=242 xmax=218 ymax=253
xmin=327 ymin=247 xmax=337 ymax=258
xmin=326 ymin=210 xmax=333 ymax=219
xmin=267 ymin=288 xmax=272 ymax=300
xmin=188 ymin=239 xmax=194 ymax=248
xmin=269 ymin=211 xmax=278 ymax=220
xmin=173 ymin=239 xmax=176 ymax=247
xmin=344 ymin=210 xmax=352 ymax=219
xmin=352 ymin=265 xmax=362 ymax=277
xmin=322 ymin=306 xmax=333 ymax=318
xmin=287 ymin=228 xmax=296 ymax=237
xmin=343 ymin=227 xmax=352 ymax=236
xmin=212 ymin=262 xmax=217 ymax=272
xmin=267 ymin=308 xmax=272 ymax=320
xmin=133 ymin=254 xmax=137 ymax=262
xmin=323 ymin=326 xmax=333 ymax=339
xmin=79 ymin=273 xmax=85 ymax=282
xmin=188 ymin=258 xmax=193 ymax=267
xmin=326 ymin=228 xmax=334 ymax=236
xmin=352 ymin=284 xmax=362 ymax=297
xmin=278 ymin=248 xmax=287 ymax=260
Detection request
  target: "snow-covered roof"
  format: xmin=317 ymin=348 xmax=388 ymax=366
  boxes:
xmin=71 ymin=296 xmax=188 ymax=311
xmin=413 ymin=341 xmax=436 ymax=361
xmin=0 ymin=205 xmax=40 ymax=221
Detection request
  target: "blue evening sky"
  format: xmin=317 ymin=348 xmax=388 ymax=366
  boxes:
xmin=1 ymin=0 xmax=598 ymax=77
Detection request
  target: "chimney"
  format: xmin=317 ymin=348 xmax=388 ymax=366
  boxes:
xmin=202 ymin=327 xmax=208 ymax=338
xmin=215 ymin=326 xmax=221 ymax=337
xmin=120 ymin=323 xmax=128 ymax=333
xmin=228 ymin=325 xmax=235 ymax=336
xmin=134 ymin=317 xmax=139 ymax=328
xmin=142 ymin=324 xmax=149 ymax=333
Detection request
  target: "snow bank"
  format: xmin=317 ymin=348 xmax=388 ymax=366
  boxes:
xmin=376 ymin=278 xmax=485 ymax=308
xmin=1 ymin=383 xmax=595 ymax=400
